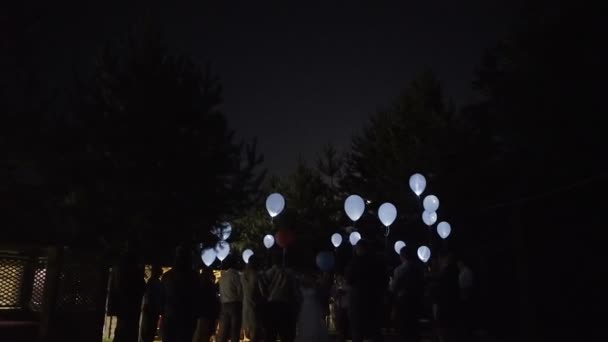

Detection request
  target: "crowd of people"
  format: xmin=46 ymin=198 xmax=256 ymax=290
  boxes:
xmin=111 ymin=240 xmax=474 ymax=342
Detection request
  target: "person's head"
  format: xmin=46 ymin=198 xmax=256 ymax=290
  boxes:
xmin=271 ymin=250 xmax=283 ymax=267
xmin=440 ymin=252 xmax=455 ymax=267
xmin=399 ymin=247 xmax=410 ymax=263
xmin=457 ymin=259 xmax=467 ymax=270
xmin=222 ymin=254 xmax=237 ymax=270
xmin=246 ymin=255 xmax=260 ymax=271
xmin=151 ymin=264 xmax=163 ymax=279
xmin=354 ymin=239 xmax=370 ymax=256
xmin=301 ymin=273 xmax=315 ymax=289
xmin=174 ymin=244 xmax=192 ymax=270
xmin=201 ymin=267 xmax=214 ymax=281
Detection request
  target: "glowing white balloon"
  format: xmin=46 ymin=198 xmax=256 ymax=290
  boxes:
xmin=417 ymin=246 xmax=431 ymax=263
xmin=201 ymin=248 xmax=216 ymax=266
xmin=423 ymin=195 xmax=440 ymax=212
xmin=242 ymin=249 xmax=254 ymax=264
xmin=378 ymin=202 xmax=397 ymax=227
xmin=394 ymin=240 xmax=406 ymax=255
xmin=422 ymin=211 xmax=438 ymax=226
xmin=409 ymin=173 xmax=427 ymax=196
xmin=331 ymin=233 xmax=343 ymax=248
xmin=344 ymin=195 xmax=365 ymax=222
xmin=212 ymin=222 xmax=232 ymax=241
xmin=263 ymin=234 xmax=275 ymax=249
xmin=349 ymin=231 xmax=362 ymax=246
xmin=437 ymin=221 xmax=452 ymax=239
xmin=266 ymin=193 xmax=285 ymax=218
xmin=215 ymin=241 xmax=230 ymax=261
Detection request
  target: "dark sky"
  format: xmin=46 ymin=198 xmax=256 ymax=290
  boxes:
xmin=22 ymin=0 xmax=523 ymax=176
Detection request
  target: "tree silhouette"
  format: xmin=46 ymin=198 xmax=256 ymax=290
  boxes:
xmin=341 ymin=71 xmax=455 ymax=248
xmin=61 ymin=22 xmax=264 ymax=255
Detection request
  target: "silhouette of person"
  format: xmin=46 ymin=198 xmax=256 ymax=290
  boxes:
xmin=295 ymin=273 xmax=329 ymax=342
xmin=140 ymin=265 xmax=163 ymax=342
xmin=113 ymin=242 xmax=145 ymax=342
xmin=345 ymin=239 xmax=387 ymax=342
xmin=316 ymin=272 xmax=333 ymax=325
xmin=390 ymin=247 xmax=425 ymax=342
xmin=193 ymin=266 xmax=220 ymax=342
xmin=332 ymin=274 xmax=350 ymax=342
xmin=217 ymin=254 xmax=243 ymax=342
xmin=435 ymin=252 xmax=460 ymax=342
xmin=263 ymin=251 xmax=299 ymax=342
xmin=458 ymin=258 xmax=474 ymax=340
xmin=241 ymin=255 xmax=264 ymax=342
xmin=160 ymin=245 xmax=201 ymax=342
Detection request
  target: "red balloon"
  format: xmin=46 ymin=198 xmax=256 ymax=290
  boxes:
xmin=275 ymin=229 xmax=295 ymax=248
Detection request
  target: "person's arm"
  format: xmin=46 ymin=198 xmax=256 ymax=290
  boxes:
xmin=389 ymin=268 xmax=400 ymax=293
xmin=159 ymin=275 xmax=166 ymax=316
xmin=345 ymin=262 xmax=356 ymax=285
xmin=257 ymin=272 xmax=268 ymax=300
xmin=236 ymin=272 xmax=243 ymax=300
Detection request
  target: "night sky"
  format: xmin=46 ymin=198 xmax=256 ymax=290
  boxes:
xmin=21 ymin=0 xmax=523 ymax=176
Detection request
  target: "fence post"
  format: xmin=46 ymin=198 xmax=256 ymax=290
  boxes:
xmin=38 ymin=246 xmax=63 ymax=342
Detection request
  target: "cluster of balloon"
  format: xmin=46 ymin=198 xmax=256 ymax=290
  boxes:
xmin=349 ymin=231 xmax=362 ymax=246
xmin=263 ymin=234 xmax=275 ymax=249
xmin=275 ymin=229 xmax=296 ymax=249
xmin=378 ymin=202 xmax=397 ymax=236
xmin=331 ymin=233 xmax=343 ymax=248
xmin=344 ymin=195 xmax=364 ymax=248
xmin=201 ymin=248 xmax=216 ymax=267
xmin=422 ymin=195 xmax=440 ymax=229
xmin=242 ymin=249 xmax=254 ymax=264
xmin=417 ymin=246 xmax=431 ymax=263
xmin=437 ymin=221 xmax=451 ymax=239
xmin=266 ymin=193 xmax=285 ymax=219
xmin=394 ymin=240 xmax=406 ymax=255
xmin=215 ymin=241 xmax=231 ymax=262
xmin=316 ymin=251 xmax=335 ymax=272
xmin=408 ymin=173 xmax=455 ymax=262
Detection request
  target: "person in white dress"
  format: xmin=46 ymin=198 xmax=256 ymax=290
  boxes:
xmin=295 ymin=274 xmax=329 ymax=342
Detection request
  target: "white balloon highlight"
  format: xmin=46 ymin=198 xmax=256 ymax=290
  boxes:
xmin=417 ymin=246 xmax=431 ymax=263
xmin=378 ymin=202 xmax=397 ymax=227
xmin=212 ymin=222 xmax=232 ymax=241
xmin=201 ymin=248 xmax=216 ymax=266
xmin=437 ymin=221 xmax=452 ymax=239
xmin=266 ymin=193 xmax=285 ymax=217
xmin=344 ymin=195 xmax=365 ymax=222
xmin=394 ymin=240 xmax=406 ymax=255
xmin=215 ymin=241 xmax=231 ymax=261
xmin=423 ymin=195 xmax=440 ymax=212
xmin=331 ymin=233 xmax=343 ymax=248
xmin=263 ymin=234 xmax=275 ymax=249
xmin=349 ymin=231 xmax=362 ymax=246
xmin=409 ymin=173 xmax=427 ymax=196
xmin=422 ymin=211 xmax=438 ymax=226
xmin=242 ymin=249 xmax=254 ymax=264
